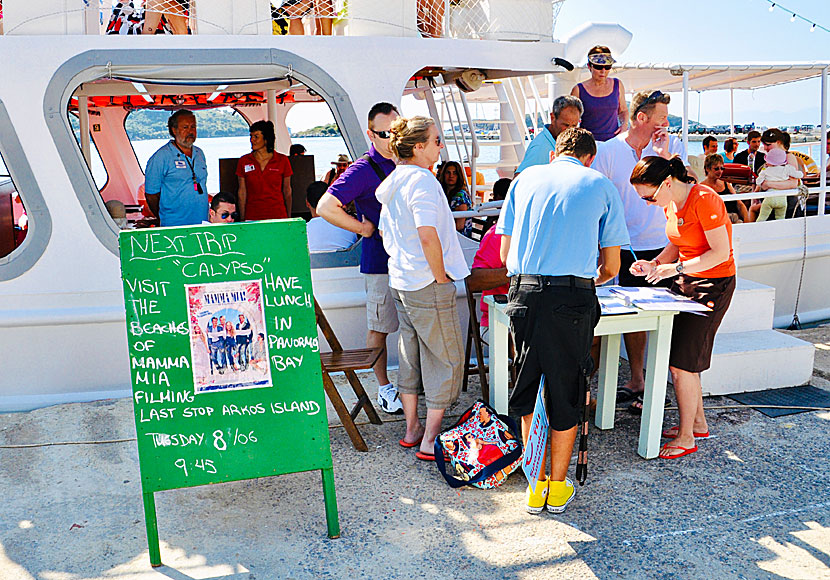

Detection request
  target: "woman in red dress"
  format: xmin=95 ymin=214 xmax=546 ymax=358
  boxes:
xmin=236 ymin=121 xmax=293 ymax=221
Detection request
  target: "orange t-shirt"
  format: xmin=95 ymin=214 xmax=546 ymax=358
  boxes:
xmin=665 ymin=184 xmax=736 ymax=278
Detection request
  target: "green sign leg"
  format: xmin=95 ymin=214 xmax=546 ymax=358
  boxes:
xmin=142 ymin=491 xmax=162 ymax=567
xmin=321 ymin=468 xmax=340 ymax=539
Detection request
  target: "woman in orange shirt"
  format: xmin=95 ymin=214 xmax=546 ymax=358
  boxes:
xmin=629 ymin=156 xmax=736 ymax=459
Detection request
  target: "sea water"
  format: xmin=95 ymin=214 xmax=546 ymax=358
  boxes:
xmin=90 ymin=135 xmax=820 ymax=194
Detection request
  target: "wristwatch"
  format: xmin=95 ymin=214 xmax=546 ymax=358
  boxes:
xmin=675 ymin=261 xmax=685 ymax=274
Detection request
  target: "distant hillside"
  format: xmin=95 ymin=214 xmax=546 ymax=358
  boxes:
xmin=293 ymin=123 xmax=341 ymax=137
xmin=123 ymin=109 xmax=251 ymax=140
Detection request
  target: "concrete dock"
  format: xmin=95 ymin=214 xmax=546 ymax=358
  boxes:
xmin=2 ymin=325 xmax=830 ymax=579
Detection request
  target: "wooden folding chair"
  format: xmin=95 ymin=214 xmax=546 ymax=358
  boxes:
xmin=314 ymin=299 xmax=383 ymax=452
xmin=462 ymin=279 xmax=490 ymax=402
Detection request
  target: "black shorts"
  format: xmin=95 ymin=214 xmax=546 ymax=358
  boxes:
xmin=669 ymin=275 xmax=736 ymax=372
xmin=506 ymin=276 xmax=599 ymax=431
xmin=619 ymin=248 xmax=673 ymax=288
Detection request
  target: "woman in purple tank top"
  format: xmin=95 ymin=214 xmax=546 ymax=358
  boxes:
xmin=570 ymin=45 xmax=629 ymax=142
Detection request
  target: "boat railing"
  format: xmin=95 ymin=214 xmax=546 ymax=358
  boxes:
xmin=719 ymin=184 xmax=828 ymax=216
xmin=0 ymin=0 xmax=564 ymax=39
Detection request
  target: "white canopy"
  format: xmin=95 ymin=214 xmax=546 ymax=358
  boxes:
xmin=578 ymin=62 xmax=830 ymax=93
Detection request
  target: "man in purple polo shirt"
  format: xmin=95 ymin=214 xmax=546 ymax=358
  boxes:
xmin=317 ymin=102 xmax=402 ymax=414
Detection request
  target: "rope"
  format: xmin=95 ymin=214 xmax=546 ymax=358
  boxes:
xmin=788 ymin=187 xmax=809 ymax=330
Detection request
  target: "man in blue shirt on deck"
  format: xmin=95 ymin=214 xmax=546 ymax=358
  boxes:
xmin=144 ymin=109 xmax=209 ymax=227
xmin=497 ymin=127 xmax=628 ymax=515
xmin=316 ymin=102 xmax=402 ymax=414
xmin=514 ymin=95 xmax=583 ymax=175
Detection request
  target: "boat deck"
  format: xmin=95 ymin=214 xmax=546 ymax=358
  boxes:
xmin=2 ymin=325 xmax=829 ymax=579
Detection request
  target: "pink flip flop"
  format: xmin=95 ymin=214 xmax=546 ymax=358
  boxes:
xmin=415 ymin=451 xmax=435 ymax=461
xmin=659 ymin=444 xmax=698 ymax=459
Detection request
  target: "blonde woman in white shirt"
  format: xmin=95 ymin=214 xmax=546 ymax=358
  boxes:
xmin=376 ymin=116 xmax=471 ymax=461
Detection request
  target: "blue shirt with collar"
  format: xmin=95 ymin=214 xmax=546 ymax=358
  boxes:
xmin=144 ymin=141 xmax=209 ymax=227
xmin=515 ymin=125 xmax=557 ymax=174
xmin=496 ymin=155 xmax=630 ymax=277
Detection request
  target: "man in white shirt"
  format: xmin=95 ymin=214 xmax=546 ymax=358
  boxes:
xmin=305 ymin=181 xmax=358 ymax=252
xmin=592 ymin=90 xmax=686 ymax=409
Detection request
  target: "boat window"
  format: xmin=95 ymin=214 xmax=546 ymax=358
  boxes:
xmin=0 ymin=149 xmax=26 ymax=259
xmin=125 ymin=107 xmax=251 ymax=193
xmin=50 ymin=52 xmax=365 ymax=257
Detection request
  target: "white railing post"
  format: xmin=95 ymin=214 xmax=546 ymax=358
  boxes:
xmin=458 ymin=90 xmax=480 ymax=204
xmin=79 ymin=96 xmax=91 ymax=166
xmin=820 ymin=66 xmax=827 ymax=216
xmin=83 ymin=0 xmax=100 ymax=35
xmin=682 ymin=70 xmax=689 ymax=154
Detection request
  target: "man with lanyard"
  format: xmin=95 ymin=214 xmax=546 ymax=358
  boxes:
xmin=592 ymin=89 xmax=687 ymax=411
xmin=317 ymin=102 xmax=403 ymax=415
xmin=236 ymin=313 xmax=253 ymax=371
xmin=145 ymin=109 xmax=208 ymax=226
xmin=514 ymin=95 xmax=583 ymax=175
xmin=497 ymin=128 xmax=628 ymax=514
xmin=206 ymin=316 xmax=226 ymax=375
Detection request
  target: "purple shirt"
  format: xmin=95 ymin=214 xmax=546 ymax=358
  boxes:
xmin=327 ymin=145 xmax=396 ymax=274
xmin=577 ymin=78 xmax=621 ymax=142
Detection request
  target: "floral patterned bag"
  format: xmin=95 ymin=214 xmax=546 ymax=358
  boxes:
xmin=434 ymin=400 xmax=522 ymax=489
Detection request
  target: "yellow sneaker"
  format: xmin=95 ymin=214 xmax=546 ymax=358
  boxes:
xmin=546 ymin=478 xmax=575 ymax=513
xmin=525 ymin=477 xmax=549 ymax=514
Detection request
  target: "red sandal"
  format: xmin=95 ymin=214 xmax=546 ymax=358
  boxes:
xmin=659 ymin=444 xmax=698 ymax=459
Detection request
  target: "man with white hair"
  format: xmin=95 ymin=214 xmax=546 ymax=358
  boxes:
xmin=515 ymin=95 xmax=584 ymax=174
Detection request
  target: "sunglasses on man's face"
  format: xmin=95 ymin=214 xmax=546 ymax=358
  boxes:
xmin=220 ymin=211 xmax=238 ymax=220
xmin=370 ymin=129 xmax=391 ymax=139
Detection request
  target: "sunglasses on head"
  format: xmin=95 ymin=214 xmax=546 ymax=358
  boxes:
xmin=220 ymin=211 xmax=238 ymax=220
xmin=370 ymin=129 xmax=391 ymax=139
xmin=633 ymin=90 xmax=666 ymax=116
xmin=590 ymin=63 xmax=612 ymax=71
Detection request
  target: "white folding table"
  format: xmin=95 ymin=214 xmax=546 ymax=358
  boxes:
xmin=484 ymin=296 xmax=678 ymax=459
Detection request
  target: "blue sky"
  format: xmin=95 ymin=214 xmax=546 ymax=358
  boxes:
xmin=286 ymin=0 xmax=829 ymax=131
xmin=555 ymin=0 xmax=830 ymax=126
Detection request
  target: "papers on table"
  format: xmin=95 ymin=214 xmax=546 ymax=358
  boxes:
xmin=609 ymin=286 xmax=711 ymax=313
xmin=598 ymin=296 xmax=639 ymax=316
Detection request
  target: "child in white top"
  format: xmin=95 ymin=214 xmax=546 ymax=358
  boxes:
xmin=754 ymin=148 xmax=803 ymax=221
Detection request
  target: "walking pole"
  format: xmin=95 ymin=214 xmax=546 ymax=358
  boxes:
xmin=575 ymin=365 xmax=590 ymax=486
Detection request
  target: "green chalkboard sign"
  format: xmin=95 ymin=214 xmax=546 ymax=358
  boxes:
xmin=119 ymin=219 xmax=339 ymax=566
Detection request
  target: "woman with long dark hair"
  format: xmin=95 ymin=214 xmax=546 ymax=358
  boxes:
xmin=436 ymin=161 xmax=473 ymax=237
xmin=629 ymin=156 xmax=736 ymax=459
